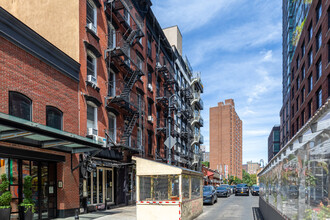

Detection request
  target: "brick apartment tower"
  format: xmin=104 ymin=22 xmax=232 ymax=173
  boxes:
xmin=210 ymin=99 xmax=242 ymax=179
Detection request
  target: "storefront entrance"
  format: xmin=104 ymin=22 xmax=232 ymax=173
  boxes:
xmin=87 ymin=167 xmax=114 ymax=207
xmin=0 ymin=157 xmax=56 ymax=220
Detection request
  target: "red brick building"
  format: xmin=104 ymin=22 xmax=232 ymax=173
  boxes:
xmin=290 ymin=0 xmax=330 ymax=137
xmin=0 ymin=0 xmax=203 ymax=217
xmin=209 ymin=99 xmax=242 ymax=179
xmin=0 ymin=7 xmax=103 ymax=218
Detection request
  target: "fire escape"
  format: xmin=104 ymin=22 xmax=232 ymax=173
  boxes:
xmin=104 ymin=0 xmax=145 ymax=153
xmin=154 ymin=55 xmax=178 ymax=161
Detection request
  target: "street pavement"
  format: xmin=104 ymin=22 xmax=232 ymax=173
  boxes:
xmin=196 ymin=194 xmax=263 ymax=220
xmin=56 ymin=195 xmax=263 ymax=220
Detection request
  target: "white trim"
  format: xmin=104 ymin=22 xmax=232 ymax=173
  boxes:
xmin=87 ymin=50 xmax=97 ymax=84
xmin=87 ymin=0 xmax=97 ymax=34
xmin=108 ymin=112 xmax=117 ymax=143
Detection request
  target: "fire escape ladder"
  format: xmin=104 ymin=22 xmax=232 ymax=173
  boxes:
xmin=120 ymin=112 xmax=139 ymax=146
xmin=121 ymin=71 xmax=139 ymax=99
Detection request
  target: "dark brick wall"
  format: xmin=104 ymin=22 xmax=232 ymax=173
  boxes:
xmin=290 ymin=0 xmax=330 ymax=137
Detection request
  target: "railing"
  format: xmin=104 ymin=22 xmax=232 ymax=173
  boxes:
xmin=107 ymin=79 xmax=145 ymax=109
xmin=258 ymin=101 xmax=330 ymax=220
xmin=199 ymin=134 xmax=204 ymax=144
xmin=108 ymin=31 xmax=145 ymax=75
xmin=109 ymin=0 xmax=144 ymax=33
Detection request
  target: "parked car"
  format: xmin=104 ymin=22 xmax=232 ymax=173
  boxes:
xmin=235 ymin=183 xmax=249 ymax=196
xmin=251 ymin=186 xmax=259 ymax=196
xmin=203 ymin=185 xmax=217 ymax=204
xmin=220 ymin=184 xmax=231 ymax=195
xmin=216 ymin=186 xmax=230 ymax=197
xmin=230 ymin=185 xmax=236 ymax=194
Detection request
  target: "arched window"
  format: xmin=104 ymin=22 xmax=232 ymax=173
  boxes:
xmin=46 ymin=106 xmax=63 ymax=130
xmin=108 ymin=113 xmax=116 ymax=143
xmin=9 ymin=92 xmax=32 ymax=121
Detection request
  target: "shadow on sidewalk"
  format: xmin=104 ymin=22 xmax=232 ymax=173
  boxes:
xmin=252 ymin=207 xmax=264 ymax=220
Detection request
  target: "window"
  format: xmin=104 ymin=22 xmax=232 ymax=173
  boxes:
xmin=301 ymin=64 xmax=305 ymax=79
xmin=292 ymin=86 xmax=295 ymax=99
xmin=316 ymin=2 xmax=322 ymax=23
xmin=156 ymin=136 xmax=161 ymax=155
xmin=328 ymin=75 xmax=330 ymax=97
xmin=316 ymin=59 xmax=322 ymax=80
xmin=46 ymin=106 xmax=63 ymax=130
xmin=296 ymin=97 xmax=299 ymax=112
xmin=107 ymin=23 xmax=116 ymax=49
xmin=137 ymin=55 xmax=143 ymax=71
xmin=124 ymin=9 xmax=130 ymax=26
xmin=9 ymin=92 xmax=32 ymax=121
xmin=328 ymin=41 xmax=330 ymax=63
xmin=137 ymin=127 xmax=142 ymax=149
xmin=308 ymin=100 xmax=312 ymax=118
xmin=317 ymin=88 xmax=322 ymax=109
xmin=148 ymin=132 xmax=152 ymax=155
xmin=148 ymin=70 xmax=152 ymax=85
xmin=125 ymin=48 xmax=130 ymax=66
xmin=147 ymin=33 xmax=152 ymax=58
xmin=87 ymin=51 xmax=97 ymax=82
xmin=316 ymin=30 xmax=322 ymax=52
xmin=108 ymin=113 xmax=116 ymax=143
xmin=87 ymin=103 xmax=98 ymax=134
xmin=301 ymin=110 xmax=305 ymax=126
xmin=108 ymin=72 xmax=115 ymax=97
xmin=292 ymin=105 xmax=294 ymax=119
xmin=301 ymin=42 xmax=305 ymax=57
xmin=328 ymin=7 xmax=330 ymax=29
xmin=301 ymin=86 xmax=305 ymax=104
xmin=308 ymin=50 xmax=313 ymax=67
xmin=148 ymin=101 xmax=152 ymax=116
xmin=86 ymin=0 xmax=97 ymax=33
xmin=308 ymin=74 xmax=313 ymax=93
xmin=308 ymin=23 xmax=313 ymax=42
xmin=296 ymin=56 xmax=300 ymax=68
xmin=297 ymin=77 xmax=300 ymax=90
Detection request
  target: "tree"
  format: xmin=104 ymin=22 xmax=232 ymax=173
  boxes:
xmin=202 ymin=161 xmax=209 ymax=168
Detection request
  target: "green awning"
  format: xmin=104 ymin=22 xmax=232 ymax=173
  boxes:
xmin=0 ymin=112 xmax=104 ymax=153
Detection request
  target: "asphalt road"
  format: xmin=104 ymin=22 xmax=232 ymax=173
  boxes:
xmin=196 ymin=193 xmax=263 ymax=220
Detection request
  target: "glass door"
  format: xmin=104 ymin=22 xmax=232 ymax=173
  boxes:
xmin=105 ymin=169 xmax=114 ymax=204
xmin=90 ymin=168 xmax=114 ymax=205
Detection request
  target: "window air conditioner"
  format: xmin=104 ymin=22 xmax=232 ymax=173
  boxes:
xmin=147 ymin=83 xmax=153 ymax=92
xmin=87 ymin=23 xmax=97 ymax=33
xmin=87 ymin=127 xmax=98 ymax=136
xmin=87 ymin=75 xmax=97 ymax=84
xmin=147 ymin=115 xmax=154 ymax=123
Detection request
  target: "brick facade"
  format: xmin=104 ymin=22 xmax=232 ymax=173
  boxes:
xmin=290 ymin=0 xmax=330 ymax=137
xmin=0 ymin=18 xmax=81 ymax=217
xmin=210 ymin=99 xmax=242 ymax=179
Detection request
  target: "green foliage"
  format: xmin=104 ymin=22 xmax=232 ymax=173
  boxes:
xmin=293 ymin=0 xmax=312 ymax=4
xmin=292 ymin=18 xmax=306 ymax=46
xmin=201 ymin=161 xmax=209 ymax=168
xmin=0 ymin=173 xmax=11 ymax=208
xmin=241 ymin=170 xmax=257 ymax=186
xmin=228 ymin=176 xmax=235 ymax=185
xmin=20 ymin=176 xmax=35 ymax=213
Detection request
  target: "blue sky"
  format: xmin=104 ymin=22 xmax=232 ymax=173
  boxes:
xmin=152 ymin=0 xmax=282 ymax=164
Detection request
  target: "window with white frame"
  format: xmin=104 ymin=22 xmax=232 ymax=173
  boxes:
xmin=108 ymin=72 xmax=115 ymax=97
xmin=87 ymin=51 xmax=97 ymax=84
xmin=87 ymin=103 xmax=98 ymax=135
xmin=317 ymin=88 xmax=322 ymax=109
xmin=124 ymin=8 xmax=130 ymax=26
xmin=86 ymin=0 xmax=97 ymax=33
xmin=108 ymin=112 xmax=116 ymax=143
xmin=107 ymin=22 xmax=116 ymax=49
xmin=137 ymin=127 xmax=142 ymax=149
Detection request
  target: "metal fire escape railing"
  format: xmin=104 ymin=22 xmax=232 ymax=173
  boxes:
xmin=104 ymin=0 xmax=146 ymax=154
xmin=106 ymin=80 xmax=146 ymax=153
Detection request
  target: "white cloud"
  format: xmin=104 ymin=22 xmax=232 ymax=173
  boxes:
xmin=152 ymin=0 xmax=239 ymax=33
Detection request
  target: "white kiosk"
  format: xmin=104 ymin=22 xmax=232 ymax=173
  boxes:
xmin=133 ymin=156 xmax=203 ymax=220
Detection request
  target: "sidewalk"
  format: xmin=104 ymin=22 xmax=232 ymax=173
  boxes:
xmin=55 ymin=205 xmax=136 ymax=220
